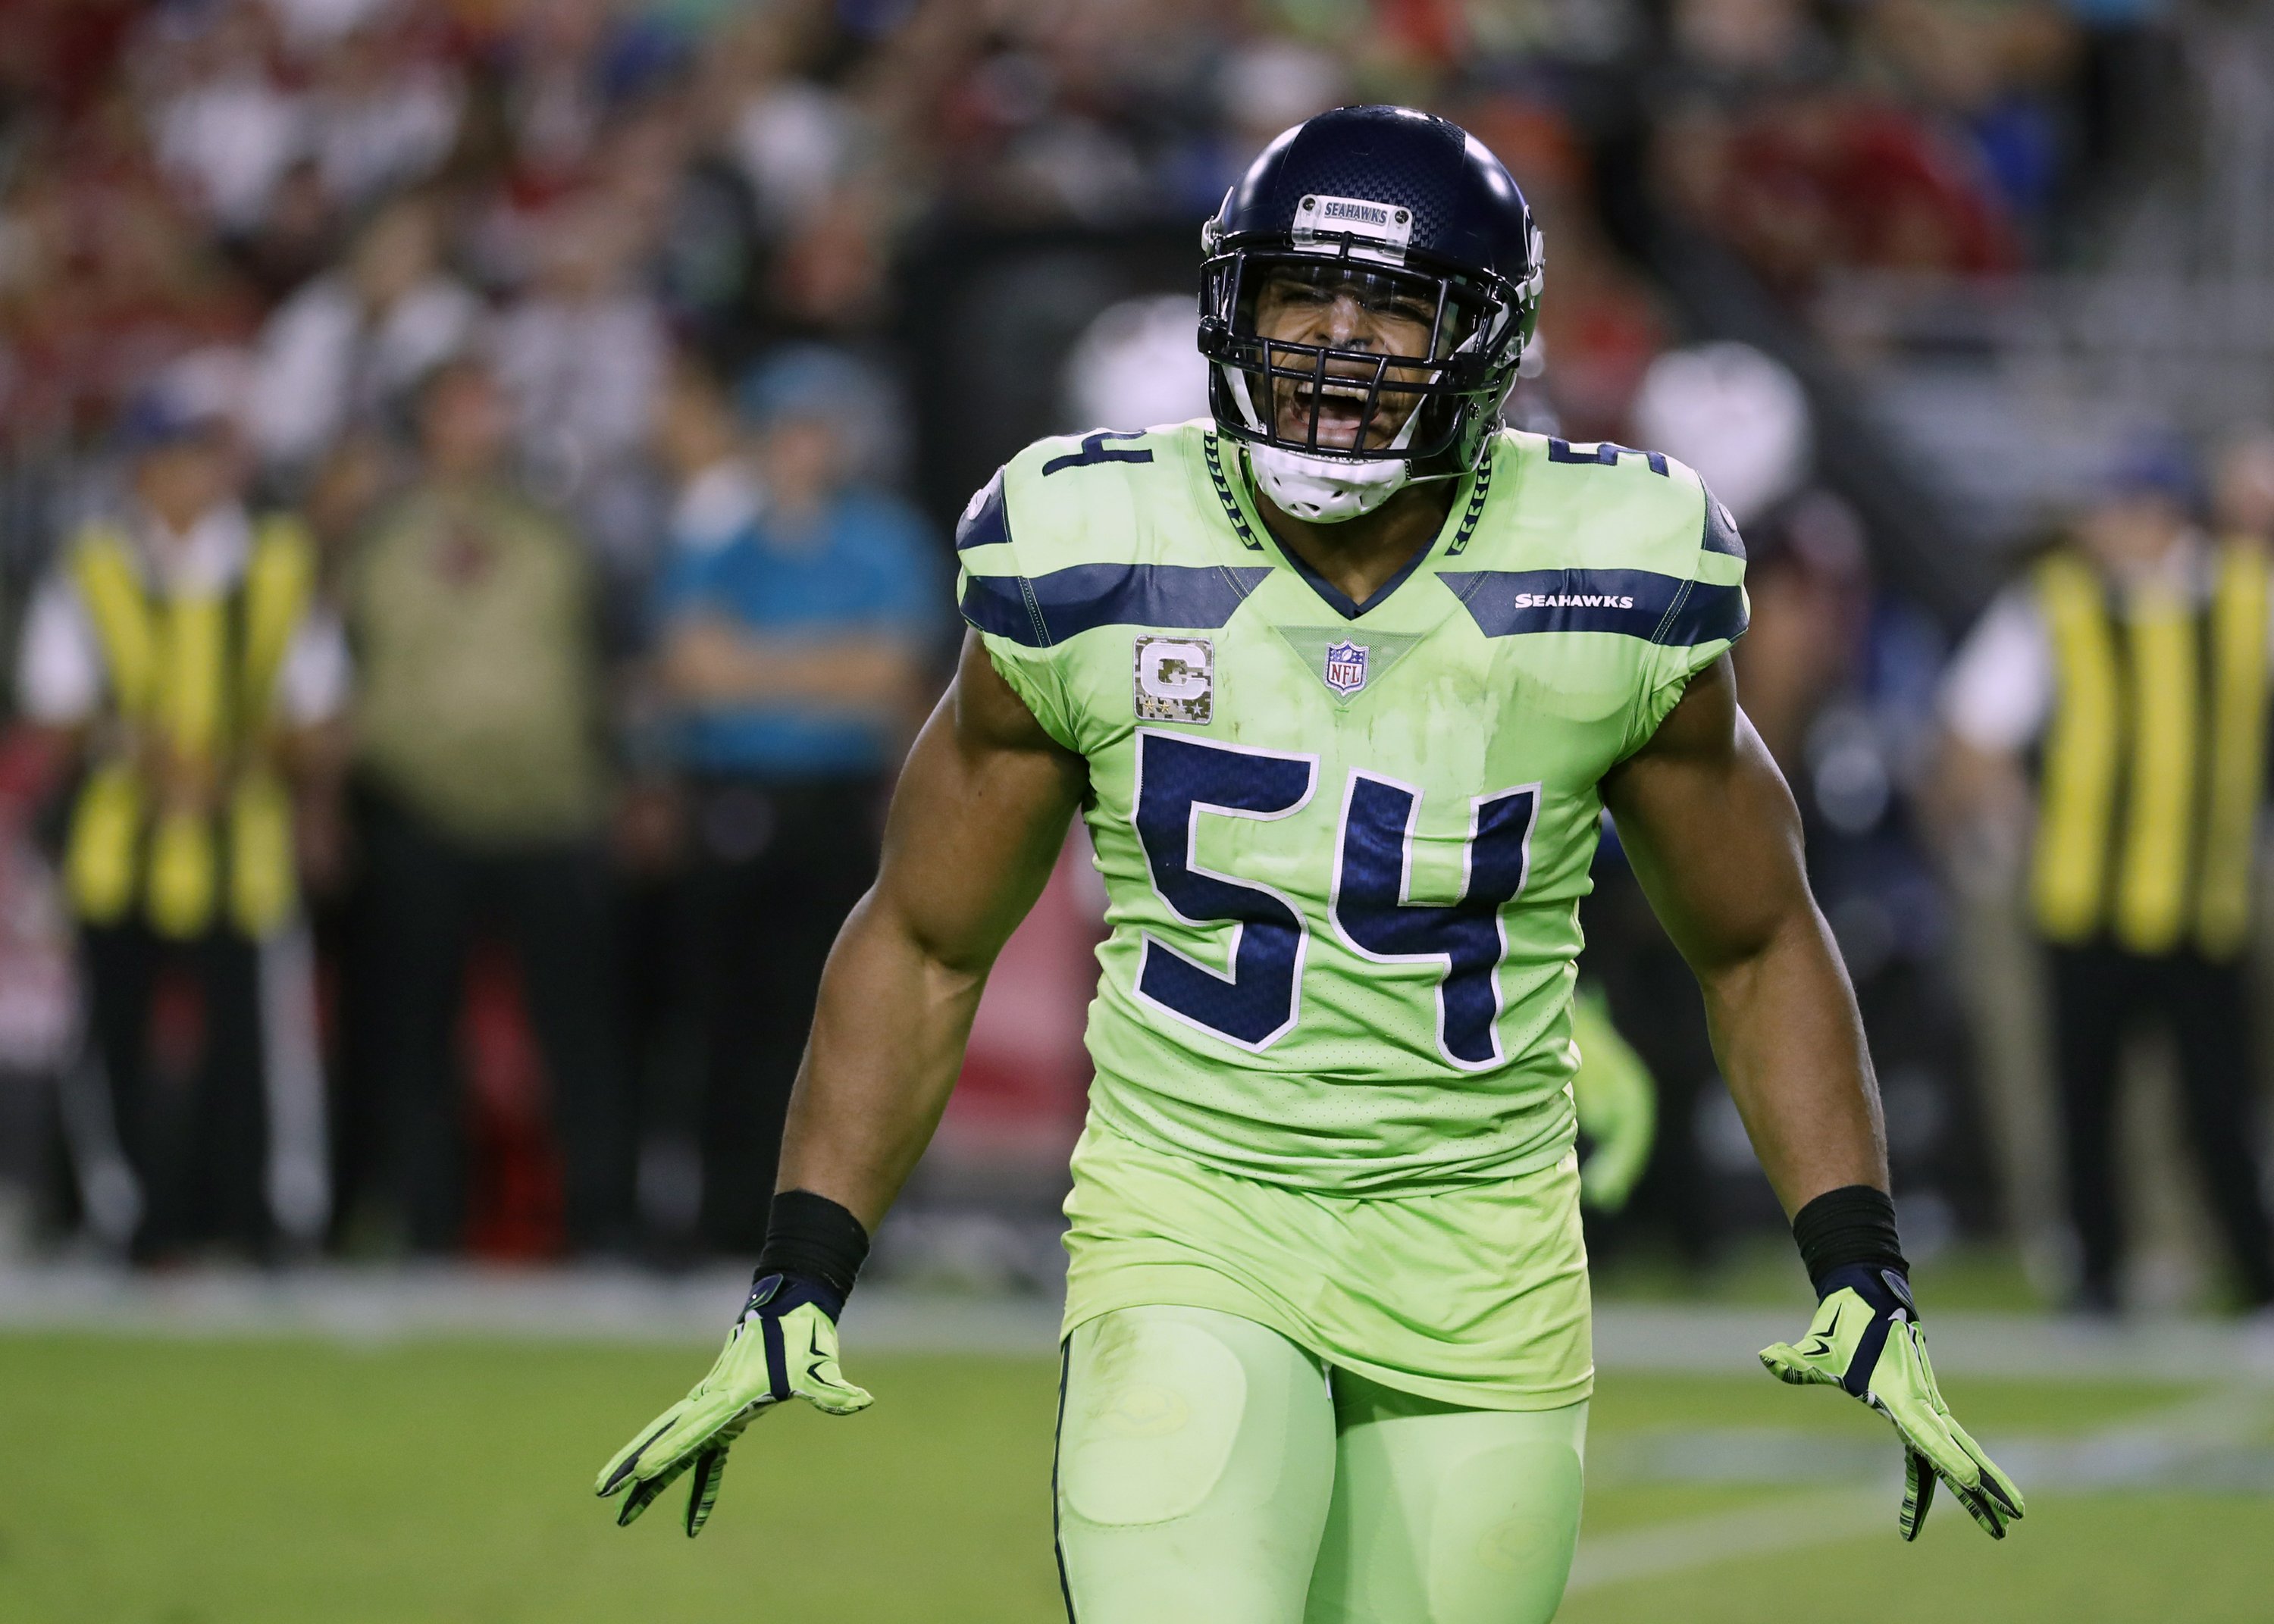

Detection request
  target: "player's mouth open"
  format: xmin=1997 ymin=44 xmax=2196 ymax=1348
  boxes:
xmin=1282 ymin=380 xmax=1377 ymax=450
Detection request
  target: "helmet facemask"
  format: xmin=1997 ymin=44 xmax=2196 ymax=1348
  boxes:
xmin=1200 ymin=243 xmax=1532 ymax=518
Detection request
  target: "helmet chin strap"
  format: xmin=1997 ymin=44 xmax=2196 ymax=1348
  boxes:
xmin=1249 ymin=443 xmax=1411 ymax=521
xmin=1223 ymin=351 xmax=1439 ymax=524
xmin=1243 ymin=390 xmax=1428 ymax=523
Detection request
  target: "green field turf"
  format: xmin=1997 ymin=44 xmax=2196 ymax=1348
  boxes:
xmin=0 ymin=1335 xmax=2266 ymax=1622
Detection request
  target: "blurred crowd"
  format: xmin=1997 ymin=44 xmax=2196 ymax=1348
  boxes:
xmin=2 ymin=0 xmax=2267 ymax=1312
xmin=0 ymin=0 xmax=2172 ymax=471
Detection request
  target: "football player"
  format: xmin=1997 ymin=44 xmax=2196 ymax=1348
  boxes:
xmin=598 ymin=105 xmax=2021 ymax=1621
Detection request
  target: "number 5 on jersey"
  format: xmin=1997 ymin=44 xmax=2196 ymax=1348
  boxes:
xmin=1131 ymin=731 xmax=1539 ymax=1065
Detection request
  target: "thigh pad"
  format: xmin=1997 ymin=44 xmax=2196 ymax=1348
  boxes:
xmin=1060 ymin=1308 xmax=1254 ymax=1526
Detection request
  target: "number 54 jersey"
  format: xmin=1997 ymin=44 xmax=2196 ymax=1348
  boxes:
xmin=957 ymin=423 xmax=1746 ymax=1197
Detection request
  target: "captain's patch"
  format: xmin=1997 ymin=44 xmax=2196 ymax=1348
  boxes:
xmin=1134 ymin=636 xmax=1214 ymax=724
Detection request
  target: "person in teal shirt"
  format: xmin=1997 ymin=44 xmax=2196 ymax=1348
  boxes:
xmin=647 ymin=345 xmax=940 ymax=1252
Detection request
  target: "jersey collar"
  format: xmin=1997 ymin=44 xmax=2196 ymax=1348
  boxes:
xmin=1276 ymin=525 xmax=1439 ymax=620
xmin=1203 ymin=433 xmax=1493 ymax=623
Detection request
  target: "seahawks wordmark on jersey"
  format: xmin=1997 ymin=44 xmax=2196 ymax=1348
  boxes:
xmin=957 ymin=422 xmax=1746 ymax=1196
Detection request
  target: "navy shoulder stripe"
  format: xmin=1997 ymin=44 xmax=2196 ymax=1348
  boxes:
xmin=954 ymin=469 xmax=1010 ymax=552
xmin=1441 ymin=568 xmax=1747 ymax=646
xmin=1701 ymin=488 xmax=1745 ymax=558
xmin=962 ymin=563 xmax=1270 ymax=648
xmin=960 ymin=571 xmax=1048 ymax=646
xmin=1665 ymin=579 xmax=1747 ymax=645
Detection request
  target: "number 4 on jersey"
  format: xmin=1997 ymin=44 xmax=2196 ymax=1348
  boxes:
xmin=1333 ymin=774 xmax=1537 ymax=1069
xmin=1132 ymin=732 xmax=1538 ymax=1064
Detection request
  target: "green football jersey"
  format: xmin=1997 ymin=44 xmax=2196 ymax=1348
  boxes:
xmin=956 ymin=422 xmax=1746 ymax=1195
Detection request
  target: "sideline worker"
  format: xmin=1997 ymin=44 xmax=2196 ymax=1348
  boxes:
xmin=1939 ymin=446 xmax=2274 ymax=1314
xmin=15 ymin=352 xmax=346 ymax=1261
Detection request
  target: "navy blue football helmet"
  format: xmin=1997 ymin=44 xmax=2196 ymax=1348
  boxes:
xmin=1198 ymin=105 xmax=1543 ymax=512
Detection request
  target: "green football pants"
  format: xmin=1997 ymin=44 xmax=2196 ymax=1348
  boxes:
xmin=1054 ymin=1305 xmax=1588 ymax=1623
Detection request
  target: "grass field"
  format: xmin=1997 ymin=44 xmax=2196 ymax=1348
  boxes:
xmin=2 ymin=1331 xmax=2269 ymax=1622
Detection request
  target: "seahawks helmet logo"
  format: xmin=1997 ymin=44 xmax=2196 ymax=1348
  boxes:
xmin=1292 ymin=193 xmax=1414 ymax=262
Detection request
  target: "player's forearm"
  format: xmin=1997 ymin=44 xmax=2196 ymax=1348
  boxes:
xmin=1603 ymin=661 xmax=1890 ymax=1214
xmin=773 ymin=890 xmax=994 ymax=1233
xmin=771 ymin=636 xmax=1082 ymax=1234
xmin=1697 ymin=901 xmax=1889 ymax=1213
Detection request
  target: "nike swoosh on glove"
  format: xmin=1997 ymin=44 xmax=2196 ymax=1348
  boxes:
xmin=1760 ymin=1264 xmax=2025 ymax=1541
xmin=596 ymin=1272 xmax=872 ymax=1536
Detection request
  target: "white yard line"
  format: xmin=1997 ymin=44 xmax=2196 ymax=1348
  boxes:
xmin=1568 ymin=1385 xmax=2274 ymax=1596
xmin=1566 ymin=1489 xmax=1885 ymax=1594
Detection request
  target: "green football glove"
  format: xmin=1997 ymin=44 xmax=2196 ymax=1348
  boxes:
xmin=596 ymin=1272 xmax=873 ymax=1536
xmin=1760 ymin=1266 xmax=2024 ymax=1541
xmin=1570 ymin=984 xmax=1655 ymax=1213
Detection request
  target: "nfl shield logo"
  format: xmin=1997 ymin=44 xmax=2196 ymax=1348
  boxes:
xmin=1323 ymin=640 xmax=1369 ymax=696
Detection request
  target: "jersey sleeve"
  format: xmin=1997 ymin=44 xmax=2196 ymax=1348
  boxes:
xmin=952 ymin=465 xmax=1081 ymax=752
xmin=1626 ymin=480 xmax=1749 ymax=754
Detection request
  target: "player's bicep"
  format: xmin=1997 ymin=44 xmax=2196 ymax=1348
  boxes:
xmin=869 ymin=632 xmax=1087 ymax=975
xmin=1599 ymin=656 xmax=1815 ymax=975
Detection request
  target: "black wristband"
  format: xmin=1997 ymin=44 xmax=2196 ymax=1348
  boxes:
xmin=1790 ymin=1184 xmax=1908 ymax=1292
xmin=755 ymin=1190 xmax=871 ymax=1302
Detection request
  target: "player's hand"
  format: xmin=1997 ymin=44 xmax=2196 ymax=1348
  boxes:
xmin=1569 ymin=985 xmax=1655 ymax=1212
xmin=1759 ymin=1266 xmax=2023 ymax=1541
xmin=596 ymin=1272 xmax=873 ymax=1536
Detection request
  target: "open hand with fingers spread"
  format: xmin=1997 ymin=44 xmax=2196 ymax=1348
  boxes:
xmin=597 ymin=1269 xmax=872 ymax=1537
xmin=1760 ymin=1263 xmax=2025 ymax=1541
